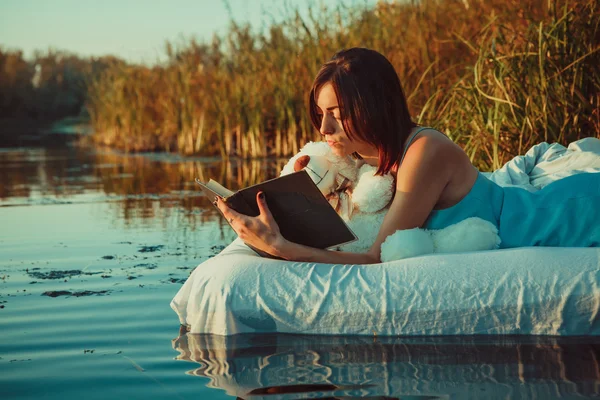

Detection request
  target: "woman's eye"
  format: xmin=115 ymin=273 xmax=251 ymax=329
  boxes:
xmin=316 ymin=111 xmax=341 ymax=121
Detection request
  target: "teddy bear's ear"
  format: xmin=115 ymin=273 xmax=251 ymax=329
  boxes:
xmin=294 ymin=155 xmax=310 ymax=172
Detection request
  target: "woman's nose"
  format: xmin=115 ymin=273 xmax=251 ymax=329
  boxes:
xmin=319 ymin=114 xmax=334 ymax=136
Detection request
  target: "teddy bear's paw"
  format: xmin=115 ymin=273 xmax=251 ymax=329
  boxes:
xmin=280 ymin=141 xmax=358 ymax=182
xmin=280 ymin=142 xmax=328 ymax=176
xmin=431 ymin=217 xmax=501 ymax=254
xmin=380 ymin=228 xmax=434 ymax=262
xmin=352 ymin=165 xmax=394 ymax=212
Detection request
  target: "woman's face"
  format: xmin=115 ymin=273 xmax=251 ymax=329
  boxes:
xmin=315 ymin=83 xmax=377 ymax=158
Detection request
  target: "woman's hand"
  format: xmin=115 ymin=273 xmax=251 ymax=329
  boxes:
xmin=214 ymin=191 xmax=286 ymax=257
xmin=216 ymin=191 xmax=379 ymax=265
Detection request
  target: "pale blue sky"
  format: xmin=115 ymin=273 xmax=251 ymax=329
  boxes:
xmin=0 ymin=0 xmax=377 ymax=64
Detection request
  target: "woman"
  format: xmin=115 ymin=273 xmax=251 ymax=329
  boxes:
xmin=215 ymin=48 xmax=600 ymax=263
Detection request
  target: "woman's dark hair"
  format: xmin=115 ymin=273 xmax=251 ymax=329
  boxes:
xmin=309 ymin=47 xmax=416 ymax=175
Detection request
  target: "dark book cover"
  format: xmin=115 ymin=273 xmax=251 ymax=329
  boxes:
xmin=196 ymin=170 xmax=357 ymax=258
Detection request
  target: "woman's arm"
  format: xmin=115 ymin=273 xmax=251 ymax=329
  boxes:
xmin=215 ymin=133 xmax=454 ymax=264
xmin=214 ymin=192 xmax=379 ymax=264
xmin=366 ymin=134 xmax=453 ymax=259
xmin=275 ymin=240 xmax=380 ymax=264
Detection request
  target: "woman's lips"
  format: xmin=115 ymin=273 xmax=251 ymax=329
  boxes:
xmin=327 ymin=140 xmax=340 ymax=146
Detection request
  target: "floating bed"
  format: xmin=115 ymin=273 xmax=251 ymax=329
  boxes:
xmin=171 ymin=238 xmax=599 ymax=335
xmin=171 ymin=138 xmax=600 ymax=336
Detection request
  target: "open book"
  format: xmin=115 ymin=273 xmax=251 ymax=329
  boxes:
xmin=196 ymin=170 xmax=357 ymax=258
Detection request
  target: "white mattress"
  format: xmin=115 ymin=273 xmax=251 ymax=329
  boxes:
xmin=172 ymin=138 xmax=600 ymax=336
xmin=171 ymin=238 xmax=600 ymax=336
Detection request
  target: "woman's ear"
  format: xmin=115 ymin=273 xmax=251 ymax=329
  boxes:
xmin=294 ymin=155 xmax=311 ymax=172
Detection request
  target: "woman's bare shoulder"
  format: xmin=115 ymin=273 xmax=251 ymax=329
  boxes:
xmin=395 ymin=128 xmax=467 ymax=189
xmin=400 ymin=129 xmax=458 ymax=168
xmin=399 ymin=128 xmax=477 ymax=208
xmin=410 ymin=128 xmax=456 ymax=151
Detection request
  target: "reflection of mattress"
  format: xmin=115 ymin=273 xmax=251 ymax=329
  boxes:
xmin=171 ymin=238 xmax=600 ymax=336
xmin=172 ymin=333 xmax=600 ymax=400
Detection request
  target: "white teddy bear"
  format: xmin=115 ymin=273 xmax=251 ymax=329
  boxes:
xmin=380 ymin=217 xmax=501 ymax=261
xmin=280 ymin=141 xmax=393 ymax=253
xmin=280 ymin=142 xmax=501 ymax=260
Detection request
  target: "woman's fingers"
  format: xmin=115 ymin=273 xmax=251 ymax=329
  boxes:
xmin=213 ymin=193 xmax=282 ymax=254
xmin=256 ymin=191 xmax=275 ymax=223
xmin=215 ymin=192 xmax=279 ymax=238
xmin=214 ymin=196 xmax=243 ymax=225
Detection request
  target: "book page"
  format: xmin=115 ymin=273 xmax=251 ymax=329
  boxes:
xmin=205 ymin=179 xmax=234 ymax=198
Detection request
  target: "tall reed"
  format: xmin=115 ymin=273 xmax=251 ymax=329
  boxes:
xmin=419 ymin=0 xmax=600 ymax=170
xmin=86 ymin=0 xmax=600 ymax=169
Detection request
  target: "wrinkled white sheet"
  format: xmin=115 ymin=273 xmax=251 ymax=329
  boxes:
xmin=171 ymin=138 xmax=600 ymax=336
xmin=172 ymin=239 xmax=599 ymax=335
xmin=485 ymin=137 xmax=600 ymax=190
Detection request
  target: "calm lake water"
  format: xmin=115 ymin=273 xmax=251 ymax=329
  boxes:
xmin=1 ymin=140 xmax=599 ymax=399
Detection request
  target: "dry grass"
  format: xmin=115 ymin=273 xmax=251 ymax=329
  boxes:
xmin=85 ymin=0 xmax=600 ymax=170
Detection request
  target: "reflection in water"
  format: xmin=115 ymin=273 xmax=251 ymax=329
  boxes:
xmin=0 ymin=144 xmax=289 ymax=220
xmin=0 ymin=144 xmax=292 ymax=249
xmin=172 ymin=332 xmax=600 ymax=399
